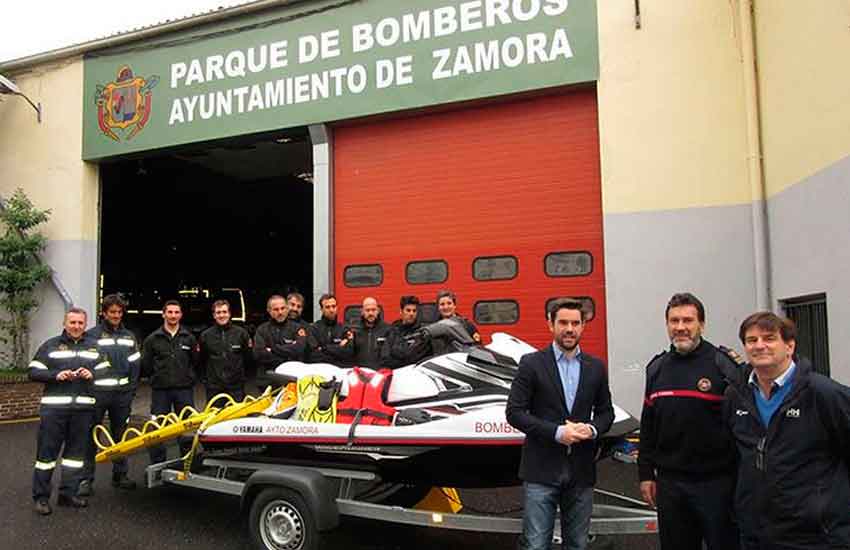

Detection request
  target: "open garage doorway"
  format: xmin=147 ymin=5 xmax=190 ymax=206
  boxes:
xmin=98 ymin=128 xmax=314 ymax=344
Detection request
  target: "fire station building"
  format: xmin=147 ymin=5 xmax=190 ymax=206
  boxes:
xmin=0 ymin=0 xmax=847 ymax=416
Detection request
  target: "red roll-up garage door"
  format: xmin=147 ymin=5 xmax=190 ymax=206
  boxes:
xmin=333 ymin=88 xmax=606 ymax=359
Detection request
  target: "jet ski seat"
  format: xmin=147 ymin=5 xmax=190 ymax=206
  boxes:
xmin=272 ymin=362 xmax=441 ymax=404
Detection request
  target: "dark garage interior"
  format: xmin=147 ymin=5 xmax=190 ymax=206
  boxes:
xmin=98 ymin=129 xmax=313 ymax=340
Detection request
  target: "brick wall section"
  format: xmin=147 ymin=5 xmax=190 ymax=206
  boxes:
xmin=0 ymin=376 xmax=43 ymax=420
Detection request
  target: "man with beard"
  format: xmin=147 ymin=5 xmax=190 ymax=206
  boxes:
xmin=382 ymin=295 xmax=432 ymax=369
xmin=506 ymin=299 xmax=613 ymax=550
xmin=306 ymin=293 xmax=354 ymax=366
xmin=286 ymin=292 xmax=308 ymax=330
xmin=350 ymin=297 xmax=390 ymax=369
xmin=254 ymin=294 xmax=308 ymax=370
xmin=638 ymin=293 xmax=741 ymax=550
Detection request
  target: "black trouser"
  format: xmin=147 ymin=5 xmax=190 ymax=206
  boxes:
xmin=205 ymin=385 xmax=245 ymax=405
xmin=83 ymin=390 xmax=133 ymax=482
xmin=656 ymin=471 xmax=739 ymax=550
xmin=32 ymin=408 xmax=93 ymax=501
xmin=148 ymin=387 xmax=195 ymax=464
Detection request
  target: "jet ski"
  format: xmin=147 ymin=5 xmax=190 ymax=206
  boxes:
xmin=197 ymin=326 xmax=639 ymax=489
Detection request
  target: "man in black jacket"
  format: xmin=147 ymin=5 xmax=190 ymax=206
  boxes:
xmin=29 ymin=307 xmax=100 ymax=514
xmin=506 ymin=299 xmax=614 ymax=550
xmin=727 ymin=312 xmax=850 ymax=550
xmin=638 ymin=293 xmax=740 ymax=550
xmin=382 ymin=295 xmax=432 ymax=369
xmin=350 ymin=297 xmax=390 ymax=369
xmin=141 ymin=300 xmax=199 ymax=464
xmin=81 ymin=294 xmax=140 ymax=494
xmin=253 ymin=294 xmax=307 ymax=371
xmin=199 ymin=299 xmax=252 ymax=403
xmin=306 ymin=293 xmax=354 ymax=366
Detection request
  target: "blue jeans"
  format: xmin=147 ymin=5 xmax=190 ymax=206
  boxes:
xmin=519 ymin=482 xmax=593 ymax=550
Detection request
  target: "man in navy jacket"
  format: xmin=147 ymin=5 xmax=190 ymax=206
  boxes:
xmin=726 ymin=312 xmax=850 ymax=550
xmin=506 ymin=299 xmax=614 ymax=550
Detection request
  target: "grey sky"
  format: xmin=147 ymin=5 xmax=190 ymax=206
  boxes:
xmin=2 ymin=0 xmax=252 ymax=63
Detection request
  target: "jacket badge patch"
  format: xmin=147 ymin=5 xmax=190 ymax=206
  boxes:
xmin=697 ymin=378 xmax=712 ymax=392
xmin=786 ymin=408 xmax=801 ymax=418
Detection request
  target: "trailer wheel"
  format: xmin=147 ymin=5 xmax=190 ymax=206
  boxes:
xmin=248 ymin=488 xmax=319 ymax=550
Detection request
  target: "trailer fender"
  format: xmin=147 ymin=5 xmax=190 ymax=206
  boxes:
xmin=241 ymin=468 xmax=339 ymax=531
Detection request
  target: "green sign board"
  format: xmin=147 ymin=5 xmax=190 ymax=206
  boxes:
xmin=83 ymin=0 xmax=598 ymax=160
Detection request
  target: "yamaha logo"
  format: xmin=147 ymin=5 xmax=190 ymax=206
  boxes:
xmin=232 ymin=425 xmax=262 ymax=433
xmin=786 ymin=408 xmax=801 ymax=418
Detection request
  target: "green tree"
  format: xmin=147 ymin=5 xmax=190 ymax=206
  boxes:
xmin=0 ymin=189 xmax=51 ymax=370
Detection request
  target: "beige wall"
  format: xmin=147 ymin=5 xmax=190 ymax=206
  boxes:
xmin=597 ymin=0 xmax=752 ymax=213
xmin=754 ymin=0 xmax=850 ymax=196
xmin=0 ymin=58 xmax=100 ymax=351
xmin=0 ymin=58 xmax=98 ymax=241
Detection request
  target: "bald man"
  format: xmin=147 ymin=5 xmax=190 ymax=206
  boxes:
xmin=349 ymin=297 xmax=390 ymax=369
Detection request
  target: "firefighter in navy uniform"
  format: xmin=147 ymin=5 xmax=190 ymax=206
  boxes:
xmin=141 ymin=299 xmax=199 ymax=464
xmin=638 ymin=293 xmax=742 ymax=550
xmin=382 ymin=295 xmax=432 ymax=369
xmin=350 ymin=296 xmax=390 ymax=369
xmin=306 ymin=293 xmax=354 ymax=366
xmin=253 ymin=294 xmax=307 ymax=372
xmin=80 ymin=294 xmax=141 ymax=495
xmin=199 ymin=299 xmax=252 ymax=402
xmin=29 ymin=307 xmax=103 ymax=515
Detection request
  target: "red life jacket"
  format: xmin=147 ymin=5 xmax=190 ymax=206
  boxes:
xmin=336 ymin=367 xmax=396 ymax=426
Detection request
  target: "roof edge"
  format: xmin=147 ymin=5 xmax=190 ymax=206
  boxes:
xmin=0 ymin=0 xmax=308 ymax=73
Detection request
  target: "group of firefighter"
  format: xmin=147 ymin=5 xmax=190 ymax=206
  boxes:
xmin=26 ymin=288 xmax=478 ymax=515
xmin=24 ymin=288 xmax=850 ymax=550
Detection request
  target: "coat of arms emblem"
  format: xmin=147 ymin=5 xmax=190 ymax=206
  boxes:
xmin=94 ymin=66 xmax=159 ymax=141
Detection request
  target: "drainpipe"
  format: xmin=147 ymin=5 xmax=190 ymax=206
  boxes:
xmin=739 ymin=0 xmax=771 ymax=311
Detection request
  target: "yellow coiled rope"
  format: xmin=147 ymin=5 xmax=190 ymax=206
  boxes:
xmin=93 ymin=386 xmax=282 ymax=466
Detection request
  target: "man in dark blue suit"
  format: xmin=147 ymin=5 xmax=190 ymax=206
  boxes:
xmin=506 ymin=299 xmax=614 ymax=550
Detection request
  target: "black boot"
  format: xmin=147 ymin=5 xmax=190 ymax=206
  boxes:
xmin=34 ymin=499 xmax=52 ymax=516
xmin=57 ymin=495 xmax=88 ymax=508
xmin=77 ymin=479 xmax=94 ymax=497
xmin=112 ymin=473 xmax=137 ymax=490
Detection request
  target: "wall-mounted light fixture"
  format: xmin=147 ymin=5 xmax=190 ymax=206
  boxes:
xmin=0 ymin=73 xmax=42 ymax=123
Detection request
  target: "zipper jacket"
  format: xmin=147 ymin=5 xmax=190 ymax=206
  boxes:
xmin=726 ymin=362 xmax=850 ymax=548
xmin=85 ymin=321 xmax=141 ymax=392
xmin=29 ymin=331 xmax=105 ymax=410
xmin=141 ymin=325 xmax=198 ymax=389
xmin=199 ymin=322 xmax=251 ymax=388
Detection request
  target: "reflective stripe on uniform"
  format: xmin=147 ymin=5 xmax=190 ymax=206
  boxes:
xmin=116 ymin=338 xmax=135 ymax=347
xmin=29 ymin=360 xmax=48 ymax=370
xmin=97 ymin=338 xmax=117 ymax=346
xmin=41 ymin=396 xmax=73 ymax=405
xmin=127 ymin=352 xmax=141 ymax=362
xmin=94 ymin=361 xmax=109 ymax=370
xmin=76 ymin=396 xmax=96 ymax=405
xmin=48 ymin=350 xmax=75 ymax=359
xmin=61 ymin=458 xmax=85 ymax=469
xmin=78 ymin=351 xmax=100 ymax=360
xmin=94 ymin=377 xmax=129 ymax=387
xmin=34 ymin=460 xmax=56 ymax=471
